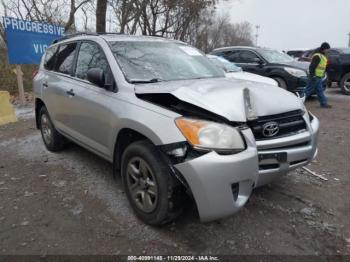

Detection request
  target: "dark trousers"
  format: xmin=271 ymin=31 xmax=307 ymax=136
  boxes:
xmin=304 ymin=77 xmax=328 ymax=106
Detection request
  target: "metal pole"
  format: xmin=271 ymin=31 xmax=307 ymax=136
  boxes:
xmin=348 ymin=33 xmax=350 ymax=47
xmin=15 ymin=65 xmax=25 ymax=105
xmin=255 ymin=25 xmax=260 ymax=47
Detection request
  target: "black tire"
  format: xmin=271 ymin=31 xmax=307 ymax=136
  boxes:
xmin=273 ymin=77 xmax=288 ymax=90
xmin=340 ymin=72 xmax=350 ymax=95
xmin=39 ymin=106 xmax=67 ymax=152
xmin=121 ymin=140 xmax=182 ymax=225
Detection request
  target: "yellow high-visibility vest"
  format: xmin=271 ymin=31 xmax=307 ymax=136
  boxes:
xmin=313 ymin=53 xmax=328 ymax=78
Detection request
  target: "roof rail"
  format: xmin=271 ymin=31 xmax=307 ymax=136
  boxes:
xmin=97 ymin=32 xmax=124 ymax=35
xmin=52 ymin=32 xmax=98 ymax=44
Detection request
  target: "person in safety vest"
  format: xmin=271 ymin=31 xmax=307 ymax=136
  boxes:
xmin=303 ymin=42 xmax=332 ymax=108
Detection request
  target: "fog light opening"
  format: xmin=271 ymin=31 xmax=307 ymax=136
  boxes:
xmin=231 ymin=183 xmax=240 ymax=202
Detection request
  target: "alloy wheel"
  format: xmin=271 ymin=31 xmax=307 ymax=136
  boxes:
xmin=126 ymin=157 xmax=158 ymax=213
xmin=41 ymin=114 xmax=52 ymax=145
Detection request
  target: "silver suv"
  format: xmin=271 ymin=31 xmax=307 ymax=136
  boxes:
xmin=33 ymin=33 xmax=319 ymax=225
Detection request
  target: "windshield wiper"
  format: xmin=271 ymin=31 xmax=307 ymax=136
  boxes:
xmin=129 ymin=78 xmax=163 ymax=84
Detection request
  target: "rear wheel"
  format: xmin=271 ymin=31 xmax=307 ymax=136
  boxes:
xmin=340 ymin=72 xmax=350 ymax=95
xmin=39 ymin=106 xmax=67 ymax=151
xmin=121 ymin=140 xmax=182 ymax=225
xmin=273 ymin=77 xmax=288 ymax=90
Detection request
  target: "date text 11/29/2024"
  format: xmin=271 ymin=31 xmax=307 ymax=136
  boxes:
xmin=127 ymin=256 xmax=219 ymax=261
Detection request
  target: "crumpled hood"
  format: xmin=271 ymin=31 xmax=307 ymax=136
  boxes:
xmin=135 ymin=77 xmax=304 ymax=122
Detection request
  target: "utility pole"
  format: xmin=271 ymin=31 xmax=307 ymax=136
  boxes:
xmin=255 ymin=25 xmax=260 ymax=47
xmin=348 ymin=33 xmax=350 ymax=47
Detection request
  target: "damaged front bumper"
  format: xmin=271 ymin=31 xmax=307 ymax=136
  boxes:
xmin=174 ymin=129 xmax=259 ymax=222
xmin=255 ymin=114 xmax=320 ymax=187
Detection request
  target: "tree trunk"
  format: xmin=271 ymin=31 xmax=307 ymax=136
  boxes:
xmin=65 ymin=0 xmax=76 ymax=32
xmin=96 ymin=0 xmax=108 ymax=33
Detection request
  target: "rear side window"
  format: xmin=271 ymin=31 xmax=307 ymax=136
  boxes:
xmin=224 ymin=51 xmax=241 ymax=63
xmin=55 ymin=43 xmax=78 ymax=75
xmin=75 ymin=41 xmax=114 ymax=86
xmin=44 ymin=45 xmax=58 ymax=70
xmin=239 ymin=51 xmax=259 ymax=63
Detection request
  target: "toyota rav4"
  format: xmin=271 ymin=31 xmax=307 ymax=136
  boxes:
xmin=33 ymin=33 xmax=319 ymax=225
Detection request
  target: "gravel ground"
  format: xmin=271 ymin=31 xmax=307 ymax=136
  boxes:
xmin=0 ymin=88 xmax=349 ymax=257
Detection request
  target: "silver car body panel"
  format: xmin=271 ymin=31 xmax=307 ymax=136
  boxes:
xmin=134 ymin=77 xmax=305 ymax=122
xmin=174 ymin=129 xmax=258 ymax=221
xmin=33 ymin=34 xmax=320 ymax=222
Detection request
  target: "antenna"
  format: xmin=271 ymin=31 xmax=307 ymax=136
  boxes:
xmin=255 ymin=25 xmax=260 ymax=47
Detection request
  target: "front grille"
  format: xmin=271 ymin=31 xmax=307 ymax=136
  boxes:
xmin=248 ymin=110 xmax=307 ymax=140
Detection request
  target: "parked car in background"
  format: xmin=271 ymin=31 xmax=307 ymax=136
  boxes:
xmin=207 ymin=55 xmax=278 ymax=86
xmin=211 ymin=46 xmax=309 ymax=93
xmin=287 ymin=49 xmax=309 ymax=59
xmin=325 ymin=48 xmax=350 ymax=95
xmin=34 ymin=34 xmax=319 ymax=225
xmin=298 ymin=49 xmax=315 ymax=62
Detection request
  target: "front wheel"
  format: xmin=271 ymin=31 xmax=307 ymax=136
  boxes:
xmin=273 ymin=77 xmax=288 ymax=90
xmin=340 ymin=72 xmax=350 ymax=95
xmin=121 ymin=140 xmax=182 ymax=225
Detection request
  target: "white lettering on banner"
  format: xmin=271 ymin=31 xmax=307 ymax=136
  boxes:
xmin=18 ymin=20 xmax=25 ymax=30
xmin=25 ymin=21 xmax=31 ymax=31
xmin=3 ymin=17 xmax=64 ymax=36
xmin=12 ymin=19 xmax=18 ymax=30
xmin=3 ymin=17 xmax=11 ymax=28
xmin=32 ymin=22 xmax=37 ymax=32
xmin=33 ymin=44 xmax=48 ymax=54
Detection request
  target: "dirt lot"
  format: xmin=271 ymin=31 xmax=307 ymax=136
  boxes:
xmin=0 ymin=88 xmax=349 ymax=257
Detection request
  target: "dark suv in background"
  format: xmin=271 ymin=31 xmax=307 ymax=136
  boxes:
xmin=326 ymin=48 xmax=350 ymax=95
xmin=211 ymin=46 xmax=309 ymax=93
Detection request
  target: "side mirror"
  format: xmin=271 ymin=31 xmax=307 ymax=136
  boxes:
xmin=87 ymin=68 xmax=105 ymax=88
xmin=253 ymin=57 xmax=264 ymax=65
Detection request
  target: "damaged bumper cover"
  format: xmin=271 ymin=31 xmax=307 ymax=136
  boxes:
xmin=256 ymin=114 xmax=320 ymax=187
xmin=174 ymin=129 xmax=259 ymax=222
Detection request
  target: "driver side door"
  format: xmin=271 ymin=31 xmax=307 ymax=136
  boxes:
xmin=65 ymin=41 xmax=117 ymax=158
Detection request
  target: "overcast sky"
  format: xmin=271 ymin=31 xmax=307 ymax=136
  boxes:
xmin=217 ymin=0 xmax=350 ymax=51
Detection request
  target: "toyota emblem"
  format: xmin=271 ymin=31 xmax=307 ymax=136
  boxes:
xmin=262 ymin=121 xmax=279 ymax=137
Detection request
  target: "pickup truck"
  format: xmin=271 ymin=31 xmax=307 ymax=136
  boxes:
xmin=326 ymin=48 xmax=350 ymax=95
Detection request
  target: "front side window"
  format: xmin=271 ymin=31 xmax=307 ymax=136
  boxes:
xmin=259 ymin=49 xmax=294 ymax=63
xmin=109 ymin=41 xmax=224 ymax=83
xmin=55 ymin=43 xmax=78 ymax=75
xmin=75 ymin=41 xmax=113 ymax=85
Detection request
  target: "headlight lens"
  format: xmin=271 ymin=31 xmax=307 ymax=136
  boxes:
xmin=175 ymin=118 xmax=245 ymax=153
xmin=284 ymin=67 xmax=307 ymax=78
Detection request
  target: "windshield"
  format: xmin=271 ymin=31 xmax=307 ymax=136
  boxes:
xmin=109 ymin=41 xmax=225 ymax=83
xmin=208 ymin=56 xmax=242 ymax=72
xmin=259 ymin=49 xmax=294 ymax=63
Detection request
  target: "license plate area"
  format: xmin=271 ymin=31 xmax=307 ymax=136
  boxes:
xmin=258 ymin=152 xmax=287 ymax=163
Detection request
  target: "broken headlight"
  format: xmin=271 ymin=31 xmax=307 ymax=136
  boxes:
xmin=175 ymin=118 xmax=246 ymax=154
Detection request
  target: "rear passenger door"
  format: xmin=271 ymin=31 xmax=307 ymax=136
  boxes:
xmin=65 ymin=41 xmax=116 ymax=158
xmin=42 ymin=42 xmax=79 ymax=134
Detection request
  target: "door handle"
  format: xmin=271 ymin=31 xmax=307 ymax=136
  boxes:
xmin=43 ymin=82 xmax=48 ymax=87
xmin=66 ymin=89 xmax=75 ymax=96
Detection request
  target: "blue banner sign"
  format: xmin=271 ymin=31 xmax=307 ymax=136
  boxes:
xmin=2 ymin=17 xmax=65 ymax=64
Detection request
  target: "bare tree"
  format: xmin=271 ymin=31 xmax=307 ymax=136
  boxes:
xmin=96 ymin=0 xmax=108 ymax=32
